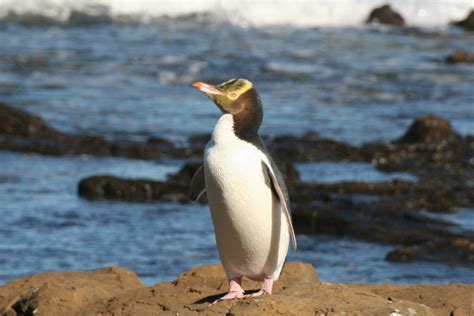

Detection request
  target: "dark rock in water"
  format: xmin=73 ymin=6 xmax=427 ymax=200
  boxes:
xmin=68 ymin=6 xmax=112 ymax=25
xmin=386 ymin=245 xmax=421 ymax=262
xmin=166 ymin=161 xmax=202 ymax=185
xmin=451 ymin=9 xmax=474 ymax=31
xmin=0 ymin=102 xmax=191 ymax=159
xmin=268 ymin=131 xmax=367 ymax=162
xmin=278 ymin=159 xmax=300 ymax=183
xmin=366 ymin=4 xmax=405 ymax=26
xmin=387 ymin=238 xmax=474 ymax=265
xmin=0 ymin=102 xmax=59 ymax=138
xmin=394 ymin=115 xmax=461 ymax=145
xmin=445 ymin=49 xmax=474 ymax=64
xmin=78 ymin=175 xmax=183 ymax=202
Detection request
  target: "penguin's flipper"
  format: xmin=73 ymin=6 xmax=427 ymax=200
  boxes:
xmin=189 ymin=165 xmax=206 ymax=202
xmin=262 ymin=162 xmax=297 ymax=252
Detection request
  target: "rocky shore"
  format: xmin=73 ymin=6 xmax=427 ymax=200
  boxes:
xmin=1 ymin=101 xmax=473 ymax=268
xmin=0 ymin=262 xmax=472 ymax=316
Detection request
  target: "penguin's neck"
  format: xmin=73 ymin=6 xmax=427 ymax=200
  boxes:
xmin=211 ymin=114 xmax=240 ymax=146
xmin=213 ymin=113 xmax=262 ymax=144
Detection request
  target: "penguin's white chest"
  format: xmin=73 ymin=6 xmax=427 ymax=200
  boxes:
xmin=204 ymin=114 xmax=289 ymax=281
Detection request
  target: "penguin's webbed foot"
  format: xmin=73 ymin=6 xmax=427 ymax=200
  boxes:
xmin=246 ymin=277 xmax=273 ymax=298
xmin=212 ymin=277 xmax=244 ymax=304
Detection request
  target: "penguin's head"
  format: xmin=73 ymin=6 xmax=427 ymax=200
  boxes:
xmin=192 ymin=78 xmax=263 ymax=138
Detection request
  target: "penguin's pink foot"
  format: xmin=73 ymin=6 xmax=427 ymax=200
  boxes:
xmin=212 ymin=277 xmax=244 ymax=304
xmin=246 ymin=277 xmax=273 ymax=298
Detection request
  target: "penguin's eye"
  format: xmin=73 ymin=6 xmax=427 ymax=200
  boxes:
xmin=229 ymin=92 xmax=237 ymax=99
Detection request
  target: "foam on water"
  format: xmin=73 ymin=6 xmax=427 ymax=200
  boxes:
xmin=0 ymin=0 xmax=472 ymax=27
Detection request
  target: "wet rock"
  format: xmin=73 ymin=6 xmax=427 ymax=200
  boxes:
xmin=292 ymin=193 xmax=460 ymax=245
xmin=366 ymin=4 xmax=405 ymax=26
xmin=267 ymin=131 xmax=367 ymax=162
xmin=278 ymin=159 xmax=300 ymax=183
xmin=395 ymin=115 xmax=461 ymax=145
xmin=78 ymin=175 xmax=183 ymax=202
xmin=451 ymin=9 xmax=474 ymax=31
xmin=386 ymin=245 xmax=421 ymax=262
xmin=445 ymin=49 xmax=474 ymax=63
xmin=166 ymin=161 xmax=202 ymax=185
xmin=387 ymin=238 xmax=474 ymax=265
xmin=0 ymin=102 xmax=59 ymax=138
xmin=0 ymin=263 xmax=472 ymax=316
xmin=0 ymin=102 xmax=190 ymax=159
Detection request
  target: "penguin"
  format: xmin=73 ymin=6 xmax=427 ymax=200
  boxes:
xmin=190 ymin=78 xmax=297 ymax=302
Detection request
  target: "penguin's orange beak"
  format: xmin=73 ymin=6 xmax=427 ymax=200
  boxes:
xmin=192 ymin=81 xmax=225 ymax=96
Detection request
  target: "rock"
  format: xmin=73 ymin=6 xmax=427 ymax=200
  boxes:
xmin=451 ymin=9 xmax=474 ymax=31
xmin=0 ymin=102 xmax=190 ymax=159
xmin=0 ymin=102 xmax=59 ymax=138
xmin=278 ymin=159 xmax=300 ymax=183
xmin=267 ymin=131 xmax=367 ymax=162
xmin=78 ymin=175 xmax=183 ymax=202
xmin=366 ymin=4 xmax=405 ymax=26
xmin=166 ymin=161 xmax=202 ymax=185
xmin=445 ymin=49 xmax=474 ymax=63
xmin=1 ymin=263 xmax=473 ymax=315
xmin=0 ymin=267 xmax=143 ymax=316
xmin=387 ymin=238 xmax=474 ymax=264
xmin=395 ymin=115 xmax=461 ymax=145
xmin=386 ymin=245 xmax=422 ymax=262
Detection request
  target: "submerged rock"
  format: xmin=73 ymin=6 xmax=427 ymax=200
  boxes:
xmin=366 ymin=4 xmax=405 ymax=26
xmin=445 ymin=49 xmax=474 ymax=64
xmin=451 ymin=9 xmax=474 ymax=31
xmin=0 ymin=263 xmax=472 ymax=316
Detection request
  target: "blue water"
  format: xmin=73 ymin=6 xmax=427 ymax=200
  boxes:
xmin=296 ymin=162 xmax=417 ymax=183
xmin=0 ymin=13 xmax=473 ymax=285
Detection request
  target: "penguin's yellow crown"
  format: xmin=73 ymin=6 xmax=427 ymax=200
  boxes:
xmin=217 ymin=78 xmax=253 ymax=98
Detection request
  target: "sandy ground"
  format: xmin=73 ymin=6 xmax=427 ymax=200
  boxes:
xmin=0 ymin=262 xmax=472 ymax=316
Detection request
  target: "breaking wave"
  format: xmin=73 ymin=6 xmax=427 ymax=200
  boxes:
xmin=0 ymin=0 xmax=472 ymax=27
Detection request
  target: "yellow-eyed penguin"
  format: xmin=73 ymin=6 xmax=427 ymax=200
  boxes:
xmin=190 ymin=78 xmax=297 ymax=302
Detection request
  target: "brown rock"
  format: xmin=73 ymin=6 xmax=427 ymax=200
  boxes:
xmin=395 ymin=115 xmax=461 ymax=145
xmin=366 ymin=4 xmax=405 ymax=26
xmin=0 ymin=267 xmax=144 ymax=316
xmin=445 ymin=49 xmax=474 ymax=63
xmin=451 ymin=9 xmax=474 ymax=31
xmin=1 ymin=263 xmax=473 ymax=315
